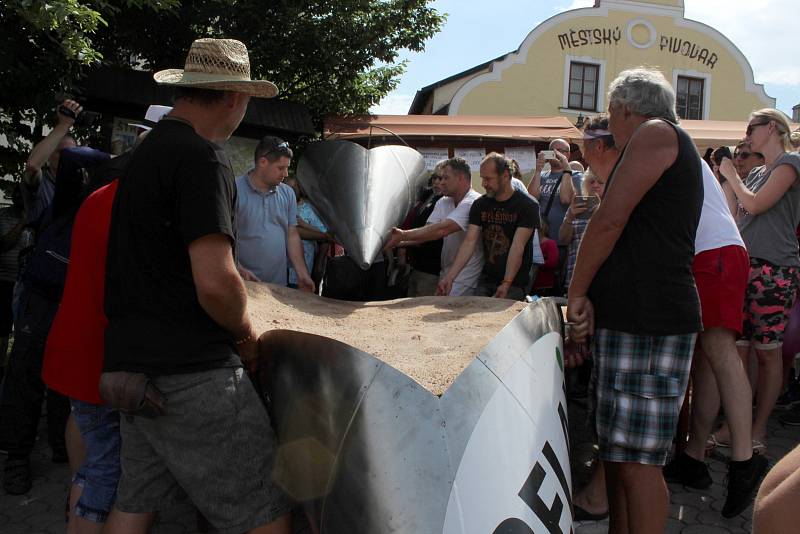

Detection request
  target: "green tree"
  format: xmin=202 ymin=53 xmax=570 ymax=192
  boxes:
xmin=0 ymin=0 xmax=445 ymax=180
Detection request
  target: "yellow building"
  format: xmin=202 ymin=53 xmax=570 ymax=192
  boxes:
xmin=409 ymin=0 xmax=775 ymax=122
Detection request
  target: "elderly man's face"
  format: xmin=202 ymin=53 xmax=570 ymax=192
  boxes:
xmin=480 ymin=162 xmax=506 ymax=198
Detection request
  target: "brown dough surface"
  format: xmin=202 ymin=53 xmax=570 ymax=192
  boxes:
xmin=247 ymin=282 xmax=527 ymax=395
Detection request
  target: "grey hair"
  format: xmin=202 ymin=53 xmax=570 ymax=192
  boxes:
xmin=608 ymin=67 xmax=678 ymax=123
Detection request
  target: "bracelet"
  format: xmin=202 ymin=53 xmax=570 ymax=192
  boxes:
xmin=235 ymin=332 xmax=256 ymax=345
xmin=562 ymin=169 xmax=573 ymax=174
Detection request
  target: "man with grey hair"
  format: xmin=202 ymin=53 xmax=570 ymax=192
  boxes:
xmin=567 ymin=67 xmax=703 ymax=533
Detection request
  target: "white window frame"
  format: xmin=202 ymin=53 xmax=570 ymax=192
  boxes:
xmin=673 ymin=69 xmax=712 ymax=120
xmin=561 ymin=55 xmax=606 ymax=115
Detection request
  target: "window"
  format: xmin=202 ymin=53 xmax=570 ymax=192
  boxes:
xmin=676 ymin=76 xmax=704 ymax=120
xmin=568 ymin=62 xmax=599 ymax=111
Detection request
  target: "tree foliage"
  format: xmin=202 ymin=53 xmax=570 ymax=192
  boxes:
xmin=0 ymin=0 xmax=445 ymax=179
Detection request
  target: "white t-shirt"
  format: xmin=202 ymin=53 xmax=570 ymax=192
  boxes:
xmin=695 ymin=160 xmax=744 ymax=254
xmin=427 ymin=189 xmax=484 ymax=295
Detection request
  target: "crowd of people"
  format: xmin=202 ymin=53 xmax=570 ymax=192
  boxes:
xmin=0 ymin=35 xmax=799 ymax=534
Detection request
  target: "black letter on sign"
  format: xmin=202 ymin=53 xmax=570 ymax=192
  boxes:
xmin=518 ymin=461 xmax=564 ymax=534
xmin=493 ymin=518 xmax=535 ymax=534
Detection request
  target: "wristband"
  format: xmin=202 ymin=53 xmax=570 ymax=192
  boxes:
xmin=562 ymin=169 xmax=573 ymax=174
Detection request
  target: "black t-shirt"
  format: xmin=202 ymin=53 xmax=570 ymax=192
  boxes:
xmin=468 ymin=190 xmax=540 ymax=288
xmin=408 ymin=193 xmax=443 ymax=275
xmin=104 ymin=119 xmax=240 ymax=374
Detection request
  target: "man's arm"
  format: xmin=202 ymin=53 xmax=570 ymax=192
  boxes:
xmin=384 ymin=219 xmax=462 ymax=250
xmin=494 ymin=226 xmax=534 ymax=298
xmin=24 ymin=99 xmax=80 ymax=185
xmin=567 ymin=120 xmax=679 ymax=341
xmin=527 ymin=152 xmax=547 ymax=199
xmin=555 ymin=152 xmax=576 ymax=206
xmin=296 ymin=219 xmax=330 ymax=241
xmin=287 ymin=224 xmax=315 ymax=292
xmin=188 ymin=233 xmax=258 ymax=369
xmin=437 ymin=224 xmax=481 ymax=295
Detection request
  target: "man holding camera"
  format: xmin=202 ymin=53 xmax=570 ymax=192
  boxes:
xmin=527 ymin=138 xmax=582 ymax=239
xmin=22 ymin=99 xmax=80 ymax=224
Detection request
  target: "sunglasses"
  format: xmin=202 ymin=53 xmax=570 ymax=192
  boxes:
xmin=746 ymin=121 xmax=770 ymax=136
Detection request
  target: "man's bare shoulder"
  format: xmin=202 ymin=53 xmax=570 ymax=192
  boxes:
xmin=630 ymin=119 xmax=678 ymax=148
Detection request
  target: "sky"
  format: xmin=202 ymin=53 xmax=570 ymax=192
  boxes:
xmin=371 ymin=0 xmax=799 ymax=117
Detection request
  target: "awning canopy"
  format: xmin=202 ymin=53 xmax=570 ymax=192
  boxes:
xmin=325 ymin=115 xmax=583 ymax=144
xmin=680 ymin=119 xmax=799 ymax=149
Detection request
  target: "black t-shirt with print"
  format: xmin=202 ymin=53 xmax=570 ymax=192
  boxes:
xmin=104 ymin=119 xmax=240 ymax=374
xmin=468 ymin=190 xmax=540 ymax=288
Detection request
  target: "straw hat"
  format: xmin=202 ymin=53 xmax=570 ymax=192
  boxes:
xmin=153 ymin=38 xmax=278 ymax=98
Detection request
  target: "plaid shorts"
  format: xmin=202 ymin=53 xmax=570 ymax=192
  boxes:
xmin=592 ymin=329 xmax=696 ymax=465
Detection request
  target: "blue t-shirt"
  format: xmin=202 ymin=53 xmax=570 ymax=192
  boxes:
xmin=235 ymin=174 xmax=297 ymax=284
xmin=539 ymin=169 xmax=582 ymax=238
xmin=288 ymin=201 xmax=327 ymax=285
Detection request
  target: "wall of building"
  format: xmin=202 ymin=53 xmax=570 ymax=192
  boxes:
xmin=446 ymin=0 xmax=773 ymax=121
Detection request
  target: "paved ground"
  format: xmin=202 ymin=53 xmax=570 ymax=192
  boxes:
xmin=1 ymin=398 xmax=798 ymax=533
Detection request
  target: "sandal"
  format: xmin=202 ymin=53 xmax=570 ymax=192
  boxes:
xmin=707 ymin=433 xmax=731 ymax=449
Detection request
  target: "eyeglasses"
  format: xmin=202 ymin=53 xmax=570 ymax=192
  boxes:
xmin=746 ymin=121 xmax=770 ymax=136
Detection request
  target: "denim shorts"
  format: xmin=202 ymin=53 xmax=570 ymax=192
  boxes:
xmin=70 ymin=398 xmax=121 ymax=523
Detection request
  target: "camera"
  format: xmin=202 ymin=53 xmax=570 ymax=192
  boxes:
xmin=58 ymin=104 xmax=100 ymax=128
xmin=712 ymin=146 xmax=732 ymax=166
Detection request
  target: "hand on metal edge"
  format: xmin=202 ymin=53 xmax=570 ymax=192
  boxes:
xmin=436 ymin=276 xmax=453 ymax=296
xmin=566 ymin=295 xmax=594 ymax=343
xmin=493 ymin=282 xmax=510 ymax=299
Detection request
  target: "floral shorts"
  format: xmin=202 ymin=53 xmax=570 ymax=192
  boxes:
xmin=739 ymin=258 xmax=800 ymax=349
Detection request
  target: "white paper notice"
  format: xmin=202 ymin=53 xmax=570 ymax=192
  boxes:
xmin=454 ymin=148 xmax=486 ymax=171
xmin=417 ymin=148 xmax=450 ymax=170
xmin=504 ymin=147 xmax=536 ymax=172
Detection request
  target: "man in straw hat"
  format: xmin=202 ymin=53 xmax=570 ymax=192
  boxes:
xmin=101 ymin=38 xmax=291 ymax=533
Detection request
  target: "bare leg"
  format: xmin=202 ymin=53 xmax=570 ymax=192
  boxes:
xmin=753 ymin=346 xmax=783 ymax=443
xmin=753 ymin=444 xmax=800 ymax=533
xmin=247 ymin=513 xmax=291 ymax=534
xmin=101 ymin=509 xmax=156 ymax=534
xmin=687 ymin=328 xmax=753 ymax=461
xmin=713 ymin=343 xmax=753 ymax=445
xmin=573 ymin=461 xmax=608 ymax=515
xmin=606 ymin=462 xmax=668 ymax=534
xmin=66 ymin=414 xmax=85 ymax=473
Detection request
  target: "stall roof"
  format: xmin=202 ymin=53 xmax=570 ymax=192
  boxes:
xmin=681 ymin=119 xmax=799 ymax=149
xmin=78 ymin=67 xmax=315 ymax=138
xmin=325 ymin=115 xmax=583 ymax=143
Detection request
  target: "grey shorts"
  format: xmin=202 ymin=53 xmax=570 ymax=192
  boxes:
xmin=116 ymin=367 xmax=291 ymax=533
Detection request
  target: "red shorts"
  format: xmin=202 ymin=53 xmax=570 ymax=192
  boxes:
xmin=692 ymin=245 xmax=749 ymax=334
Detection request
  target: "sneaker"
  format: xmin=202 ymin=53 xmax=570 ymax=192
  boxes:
xmin=663 ymin=452 xmax=712 ymax=489
xmin=779 ymin=403 xmax=800 ymax=426
xmin=776 ymin=381 xmax=800 ymax=408
xmin=3 ymin=458 xmax=32 ymax=495
xmin=722 ymin=454 xmax=769 ymax=518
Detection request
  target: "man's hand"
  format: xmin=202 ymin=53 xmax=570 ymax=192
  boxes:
xmin=238 ymin=266 xmax=261 ymax=282
xmin=564 ymin=338 xmax=588 ymax=368
xmin=436 ymin=276 xmax=454 ymax=296
xmin=535 ymin=151 xmax=547 ymax=172
xmin=238 ymin=337 xmax=259 ymax=374
xmin=383 ymin=227 xmax=405 ymax=251
xmin=297 ymin=273 xmax=315 ymax=293
xmin=493 ymin=281 xmax=511 ymax=299
xmin=555 ymin=150 xmax=570 ymax=170
xmin=57 ymin=99 xmax=82 ymax=128
xmin=566 ymin=295 xmax=594 ymax=343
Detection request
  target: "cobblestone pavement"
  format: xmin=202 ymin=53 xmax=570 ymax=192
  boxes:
xmin=1 ymin=401 xmax=798 ymax=533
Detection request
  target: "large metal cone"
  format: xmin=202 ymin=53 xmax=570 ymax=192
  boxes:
xmin=297 ymin=140 xmax=427 ymax=270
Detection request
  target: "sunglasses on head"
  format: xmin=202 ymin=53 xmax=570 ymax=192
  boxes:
xmin=746 ymin=121 xmax=770 ymax=136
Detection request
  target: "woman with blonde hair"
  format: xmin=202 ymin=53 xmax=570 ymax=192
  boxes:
xmin=718 ymin=108 xmax=800 ymax=448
